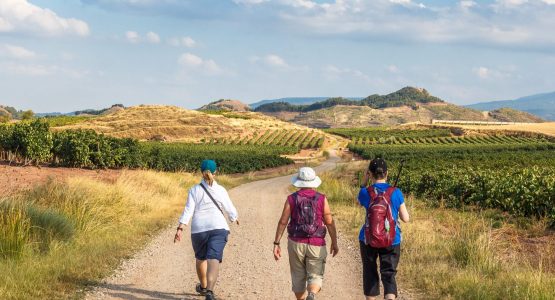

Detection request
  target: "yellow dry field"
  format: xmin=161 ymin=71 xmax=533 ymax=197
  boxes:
xmin=446 ymin=122 xmax=555 ymax=137
xmin=56 ymin=105 xmax=318 ymax=142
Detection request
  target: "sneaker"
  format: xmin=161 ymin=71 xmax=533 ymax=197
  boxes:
xmin=205 ymin=290 xmax=216 ymax=300
xmin=196 ymin=283 xmax=207 ymax=295
xmin=306 ymin=292 xmax=316 ymax=300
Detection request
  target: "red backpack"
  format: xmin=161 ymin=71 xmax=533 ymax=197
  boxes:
xmin=364 ymin=187 xmax=396 ymax=248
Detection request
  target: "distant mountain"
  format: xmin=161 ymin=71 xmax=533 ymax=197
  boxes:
xmin=255 ymin=87 xmax=443 ymax=113
xmin=255 ymin=87 xmax=544 ymax=128
xmin=466 ymin=91 xmax=555 ymax=121
xmin=250 ymin=97 xmax=363 ymax=109
xmin=198 ymin=99 xmax=251 ymax=112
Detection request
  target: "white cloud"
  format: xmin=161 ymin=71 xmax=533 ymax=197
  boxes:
xmin=473 ymin=66 xmax=512 ymax=80
xmin=0 ymin=0 xmax=89 ymax=36
xmin=125 ymin=31 xmax=140 ymax=43
xmin=169 ymin=36 xmax=196 ymax=48
xmin=178 ymin=53 xmax=223 ymax=75
xmin=233 ymin=0 xmax=269 ymax=4
xmin=1 ymin=44 xmax=36 ymax=59
xmin=323 ymin=65 xmax=372 ymax=83
xmin=387 ymin=65 xmax=399 ymax=73
xmin=1 ymin=62 xmax=89 ymax=78
xmin=542 ymin=0 xmax=555 ymax=4
xmin=146 ymin=31 xmax=160 ymax=43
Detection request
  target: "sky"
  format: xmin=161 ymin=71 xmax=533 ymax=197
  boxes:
xmin=1 ymin=0 xmax=555 ymax=113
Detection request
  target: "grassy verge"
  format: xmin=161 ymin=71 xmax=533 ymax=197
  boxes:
xmin=0 ymin=170 xmax=245 ymax=299
xmin=318 ymin=163 xmax=555 ymax=300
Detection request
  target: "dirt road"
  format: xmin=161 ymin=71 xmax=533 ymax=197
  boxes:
xmin=86 ymin=154 xmax=366 ymax=300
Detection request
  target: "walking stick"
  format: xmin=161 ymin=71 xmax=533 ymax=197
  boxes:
xmin=393 ymin=159 xmax=406 ymax=187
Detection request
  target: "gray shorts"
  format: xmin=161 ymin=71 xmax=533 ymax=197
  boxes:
xmin=287 ymin=239 xmax=328 ymax=293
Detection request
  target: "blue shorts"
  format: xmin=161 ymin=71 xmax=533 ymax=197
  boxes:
xmin=191 ymin=229 xmax=229 ymax=262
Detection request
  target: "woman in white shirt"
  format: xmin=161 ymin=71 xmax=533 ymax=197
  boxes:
xmin=174 ymin=160 xmax=239 ymax=300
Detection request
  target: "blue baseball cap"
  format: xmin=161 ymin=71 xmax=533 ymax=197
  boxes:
xmin=201 ymin=160 xmax=217 ymax=173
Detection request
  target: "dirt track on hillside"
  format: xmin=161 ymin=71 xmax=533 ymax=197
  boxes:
xmin=86 ymin=153 xmax=411 ymax=300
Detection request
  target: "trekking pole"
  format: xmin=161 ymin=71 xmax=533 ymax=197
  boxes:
xmin=393 ymin=159 xmax=406 ymax=187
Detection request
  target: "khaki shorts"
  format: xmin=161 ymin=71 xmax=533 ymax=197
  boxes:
xmin=287 ymin=239 xmax=328 ymax=293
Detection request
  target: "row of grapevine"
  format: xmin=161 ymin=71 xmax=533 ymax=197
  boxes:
xmin=349 ymin=136 xmax=555 ymax=221
xmin=210 ymin=129 xmax=325 ymax=149
xmin=326 ymin=127 xmax=452 ymax=139
xmin=0 ymin=122 xmax=298 ymax=173
xmin=350 ymin=134 xmax=549 ymax=145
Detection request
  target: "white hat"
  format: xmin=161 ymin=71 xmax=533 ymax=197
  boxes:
xmin=291 ymin=167 xmax=322 ymax=188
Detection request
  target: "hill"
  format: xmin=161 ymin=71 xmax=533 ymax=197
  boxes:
xmin=57 ymin=105 xmax=316 ymax=142
xmin=198 ymin=99 xmax=251 ymax=112
xmin=255 ymin=87 xmax=443 ymax=114
xmin=466 ymin=91 xmax=555 ymax=121
xmin=250 ymin=97 xmax=363 ymax=109
xmin=74 ymin=104 xmax=125 ymax=116
xmin=487 ymin=108 xmax=544 ymax=123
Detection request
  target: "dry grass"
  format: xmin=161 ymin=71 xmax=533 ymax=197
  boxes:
xmin=319 ymin=165 xmax=555 ymax=300
xmin=57 ymin=105 xmax=319 ymax=142
xmin=0 ymin=169 xmax=248 ymax=299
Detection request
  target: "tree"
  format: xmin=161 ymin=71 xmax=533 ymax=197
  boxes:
xmin=21 ymin=110 xmax=35 ymax=120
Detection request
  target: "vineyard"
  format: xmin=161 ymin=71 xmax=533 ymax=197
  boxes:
xmin=337 ymin=128 xmax=555 ymax=222
xmin=0 ymin=120 xmax=309 ymax=173
xmin=206 ymin=129 xmax=325 ymax=149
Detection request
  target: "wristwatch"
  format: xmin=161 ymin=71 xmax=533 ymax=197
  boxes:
xmin=273 ymin=241 xmax=280 ymax=246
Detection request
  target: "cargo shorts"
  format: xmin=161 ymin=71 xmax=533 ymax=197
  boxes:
xmin=287 ymin=239 xmax=328 ymax=293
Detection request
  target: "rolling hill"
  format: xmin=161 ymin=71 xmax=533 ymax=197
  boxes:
xmin=466 ymin=91 xmax=555 ymax=121
xmin=57 ymin=105 xmax=318 ymax=142
xmin=198 ymin=99 xmax=251 ymax=112
xmin=250 ymin=97 xmax=363 ymax=109
xmin=257 ymin=87 xmax=545 ymax=128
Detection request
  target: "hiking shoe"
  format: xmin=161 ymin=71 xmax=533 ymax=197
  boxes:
xmin=306 ymin=292 xmax=316 ymax=300
xmin=205 ymin=290 xmax=216 ymax=300
xmin=196 ymin=283 xmax=207 ymax=295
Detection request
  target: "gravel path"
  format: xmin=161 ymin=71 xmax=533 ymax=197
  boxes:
xmin=86 ymin=153 xmax=411 ymax=300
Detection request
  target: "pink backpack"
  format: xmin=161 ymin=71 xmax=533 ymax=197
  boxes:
xmin=364 ymin=187 xmax=396 ymax=248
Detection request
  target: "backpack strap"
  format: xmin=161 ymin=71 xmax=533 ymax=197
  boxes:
xmin=383 ymin=186 xmax=396 ymax=204
xmin=200 ymin=182 xmax=224 ymax=216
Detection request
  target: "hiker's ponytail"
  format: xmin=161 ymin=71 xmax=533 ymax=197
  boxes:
xmin=203 ymin=170 xmax=215 ymax=186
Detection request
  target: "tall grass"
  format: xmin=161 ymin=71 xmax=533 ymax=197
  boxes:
xmin=0 ymin=170 xmax=201 ymax=299
xmin=320 ymin=164 xmax=555 ymax=300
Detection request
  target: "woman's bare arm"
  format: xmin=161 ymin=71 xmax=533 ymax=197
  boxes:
xmin=399 ymin=203 xmax=410 ymax=223
xmin=323 ymin=197 xmax=339 ymax=257
xmin=273 ymin=200 xmax=291 ymax=260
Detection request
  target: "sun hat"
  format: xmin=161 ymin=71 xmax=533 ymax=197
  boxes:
xmin=201 ymin=159 xmax=217 ymax=173
xmin=291 ymin=167 xmax=322 ymax=188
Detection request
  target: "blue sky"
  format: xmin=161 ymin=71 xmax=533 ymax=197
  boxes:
xmin=1 ymin=0 xmax=555 ymax=112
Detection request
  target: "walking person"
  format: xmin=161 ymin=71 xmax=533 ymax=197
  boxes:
xmin=174 ymin=160 xmax=239 ymax=300
xmin=273 ymin=167 xmax=339 ymax=300
xmin=359 ymin=158 xmax=410 ymax=300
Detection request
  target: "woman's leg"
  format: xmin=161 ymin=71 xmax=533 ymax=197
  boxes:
xmin=288 ymin=240 xmax=308 ymax=299
xmin=360 ymin=241 xmax=380 ymax=300
xmin=204 ymin=229 xmax=229 ymax=292
xmin=379 ymin=245 xmax=401 ymax=300
xmin=305 ymin=244 xmax=327 ymax=297
xmin=206 ymin=259 xmax=220 ymax=291
xmin=196 ymin=259 xmax=208 ymax=288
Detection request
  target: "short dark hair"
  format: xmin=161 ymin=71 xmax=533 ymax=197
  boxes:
xmin=369 ymin=157 xmax=388 ymax=179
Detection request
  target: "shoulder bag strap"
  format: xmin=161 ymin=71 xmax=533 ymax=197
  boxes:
xmin=200 ymin=183 xmax=225 ymax=216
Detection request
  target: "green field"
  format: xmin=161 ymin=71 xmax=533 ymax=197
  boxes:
xmin=0 ymin=120 xmax=305 ymax=173
xmin=329 ymin=128 xmax=555 ymax=222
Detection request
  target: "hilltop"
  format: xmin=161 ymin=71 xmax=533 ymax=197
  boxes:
xmin=57 ymin=105 xmax=315 ymax=142
xmin=250 ymin=97 xmax=363 ymax=109
xmin=198 ymin=99 xmax=251 ymax=112
xmin=467 ymin=91 xmax=555 ymax=121
xmin=256 ymin=87 xmax=544 ymax=128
